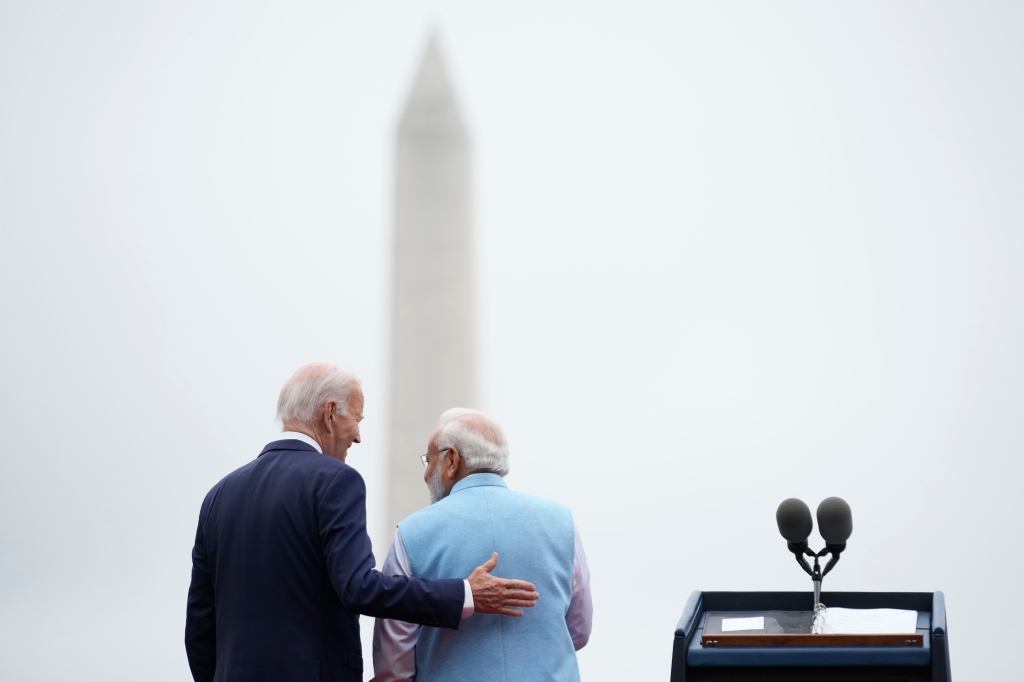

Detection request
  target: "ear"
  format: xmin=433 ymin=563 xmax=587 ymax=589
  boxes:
xmin=322 ymin=401 xmax=337 ymax=432
xmin=447 ymin=447 xmax=461 ymax=476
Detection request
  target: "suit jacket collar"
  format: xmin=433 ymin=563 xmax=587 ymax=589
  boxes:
xmin=259 ymin=439 xmax=321 ymax=457
xmin=451 ymin=472 xmax=507 ymax=495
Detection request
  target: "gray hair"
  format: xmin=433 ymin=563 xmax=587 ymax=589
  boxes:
xmin=433 ymin=408 xmax=510 ymax=476
xmin=276 ymin=362 xmax=360 ymax=425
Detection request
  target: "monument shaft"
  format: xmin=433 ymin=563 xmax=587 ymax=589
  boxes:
xmin=386 ymin=38 xmax=477 ymax=537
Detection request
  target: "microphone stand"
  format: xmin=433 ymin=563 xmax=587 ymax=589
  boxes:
xmin=788 ymin=542 xmax=845 ymax=609
xmin=812 ymin=556 xmax=822 ymax=607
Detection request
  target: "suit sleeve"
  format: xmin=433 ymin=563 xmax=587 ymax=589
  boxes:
xmin=185 ymin=495 xmax=217 ymax=682
xmin=318 ymin=466 xmax=464 ymax=629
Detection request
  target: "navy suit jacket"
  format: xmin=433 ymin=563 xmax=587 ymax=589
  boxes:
xmin=185 ymin=439 xmax=465 ymax=682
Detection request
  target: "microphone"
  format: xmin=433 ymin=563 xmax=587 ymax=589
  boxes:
xmin=816 ymin=496 xmax=853 ymax=546
xmin=816 ymin=497 xmax=853 ymax=577
xmin=776 ymin=498 xmax=813 ymax=553
xmin=775 ymin=496 xmax=854 ymax=608
xmin=776 ymin=498 xmax=816 ymax=583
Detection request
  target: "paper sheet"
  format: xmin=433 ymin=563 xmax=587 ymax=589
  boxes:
xmin=721 ymin=616 xmax=764 ymax=632
xmin=822 ymin=608 xmax=918 ymax=634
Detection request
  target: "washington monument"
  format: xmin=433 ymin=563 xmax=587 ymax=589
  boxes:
xmin=385 ymin=35 xmax=478 ymax=537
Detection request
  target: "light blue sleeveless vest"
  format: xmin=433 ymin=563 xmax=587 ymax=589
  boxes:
xmin=398 ymin=473 xmax=580 ymax=682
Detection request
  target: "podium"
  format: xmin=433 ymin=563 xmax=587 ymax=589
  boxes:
xmin=670 ymin=591 xmax=952 ymax=681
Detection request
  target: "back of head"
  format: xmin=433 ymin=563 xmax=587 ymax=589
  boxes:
xmin=434 ymin=408 xmax=510 ymax=476
xmin=277 ymin=362 xmax=360 ymax=426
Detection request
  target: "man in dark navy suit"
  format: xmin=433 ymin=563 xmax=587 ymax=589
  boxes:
xmin=185 ymin=362 xmax=539 ymax=682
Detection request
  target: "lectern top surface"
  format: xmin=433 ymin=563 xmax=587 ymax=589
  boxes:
xmin=703 ymin=610 xmax=815 ymax=635
xmin=688 ymin=612 xmax=932 ymax=668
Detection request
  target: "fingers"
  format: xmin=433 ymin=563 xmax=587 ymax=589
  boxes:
xmin=504 ymin=590 xmax=539 ymax=602
xmin=496 ymin=579 xmax=537 ymax=593
xmin=502 ymin=599 xmax=538 ymax=608
xmin=466 ymin=557 xmax=541 ymax=618
xmin=468 ymin=554 xmax=499 ymax=580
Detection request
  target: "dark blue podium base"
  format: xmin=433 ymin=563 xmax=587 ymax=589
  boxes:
xmin=670 ymin=592 xmax=951 ymax=682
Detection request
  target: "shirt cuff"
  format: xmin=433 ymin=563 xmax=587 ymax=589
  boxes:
xmin=462 ymin=579 xmax=474 ymax=619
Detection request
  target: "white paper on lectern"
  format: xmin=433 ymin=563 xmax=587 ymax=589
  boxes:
xmin=722 ymin=616 xmax=765 ymax=632
xmin=822 ymin=608 xmax=918 ymax=634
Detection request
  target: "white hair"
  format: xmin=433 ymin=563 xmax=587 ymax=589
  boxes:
xmin=433 ymin=408 xmax=510 ymax=476
xmin=276 ymin=362 xmax=360 ymax=425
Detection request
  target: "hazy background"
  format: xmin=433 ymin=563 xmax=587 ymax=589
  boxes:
xmin=2 ymin=1 xmax=1022 ymax=679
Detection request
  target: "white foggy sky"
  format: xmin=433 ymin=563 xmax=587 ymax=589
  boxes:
xmin=1 ymin=1 xmax=1022 ymax=680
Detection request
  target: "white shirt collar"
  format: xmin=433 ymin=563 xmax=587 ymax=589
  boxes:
xmin=278 ymin=430 xmax=323 ymax=454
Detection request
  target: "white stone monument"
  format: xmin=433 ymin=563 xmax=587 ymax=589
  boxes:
xmin=385 ymin=35 xmax=478 ymax=538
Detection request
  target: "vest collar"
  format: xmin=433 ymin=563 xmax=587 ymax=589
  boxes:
xmin=451 ymin=472 xmax=507 ymax=495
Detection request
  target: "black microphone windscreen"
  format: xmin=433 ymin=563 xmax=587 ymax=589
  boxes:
xmin=817 ymin=497 xmax=853 ymax=544
xmin=776 ymin=498 xmax=813 ymax=544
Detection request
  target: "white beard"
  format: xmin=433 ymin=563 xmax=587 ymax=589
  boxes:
xmin=427 ymin=462 xmax=449 ymax=504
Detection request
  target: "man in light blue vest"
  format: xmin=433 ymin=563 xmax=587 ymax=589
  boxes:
xmin=372 ymin=408 xmax=593 ymax=682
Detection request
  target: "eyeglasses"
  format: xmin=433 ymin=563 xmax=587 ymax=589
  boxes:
xmin=420 ymin=447 xmax=451 ymax=468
